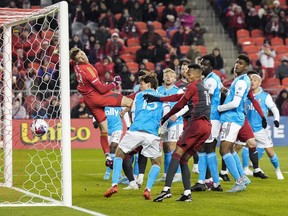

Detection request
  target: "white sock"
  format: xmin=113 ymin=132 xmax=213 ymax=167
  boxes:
xmin=163 ymin=186 xmax=170 ymax=191
xmin=183 ymin=190 xmax=191 ymax=196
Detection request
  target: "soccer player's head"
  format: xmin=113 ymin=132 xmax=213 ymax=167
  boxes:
xmin=234 ymin=54 xmax=250 ymax=76
xmin=187 ymin=64 xmax=203 ymax=82
xmin=250 ymin=73 xmax=262 ymax=90
xmin=180 ymin=64 xmax=189 ymax=79
xmin=139 ymin=74 xmax=158 ymax=90
xmin=247 ymin=70 xmax=259 ymax=79
xmin=69 ymin=48 xmax=88 ymax=63
xmin=200 ymin=54 xmax=216 ymax=77
xmin=163 ymin=68 xmax=176 ymax=86
xmin=137 ymin=69 xmax=151 ymax=81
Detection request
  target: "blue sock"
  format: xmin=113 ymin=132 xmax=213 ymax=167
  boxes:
xmin=133 ymin=153 xmax=139 ymax=176
xmin=198 ymin=152 xmax=207 ymax=182
xmin=146 ymin=165 xmax=161 ymax=190
xmin=257 ymin=147 xmax=265 ymax=160
xmin=270 ymin=154 xmax=280 ymax=169
xmin=112 ymin=157 xmax=123 ymax=185
xmin=223 ymin=153 xmax=240 ymax=180
xmin=242 ymin=147 xmax=249 ymax=168
xmin=164 ymin=151 xmax=172 ymax=173
xmin=207 ymin=152 xmax=219 ymax=184
xmin=232 ymin=151 xmax=245 ymax=177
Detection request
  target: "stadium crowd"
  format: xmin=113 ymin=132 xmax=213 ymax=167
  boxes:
xmin=0 ymin=0 xmax=287 ymax=119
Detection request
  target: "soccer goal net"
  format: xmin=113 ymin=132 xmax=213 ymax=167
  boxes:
xmin=0 ymin=1 xmax=71 ymax=206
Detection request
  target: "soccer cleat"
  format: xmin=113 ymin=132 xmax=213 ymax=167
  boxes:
xmin=190 ymin=183 xmax=207 ymax=192
xmin=104 ymin=185 xmax=118 ymax=198
xmin=153 ymin=189 xmax=172 ymax=202
xmin=219 ymin=173 xmax=231 ymax=181
xmin=227 ymin=182 xmax=246 ymax=193
xmin=244 ymin=168 xmax=253 ymax=176
xmin=123 ymin=183 xmax=139 ymax=190
xmin=276 ymin=170 xmax=284 ymax=180
xmin=211 ymin=185 xmax=223 ymax=192
xmin=253 ymin=171 xmax=268 ymax=179
xmin=155 ymin=175 xmax=166 ymax=182
xmin=103 ymin=172 xmax=110 ymax=180
xmin=241 ymin=175 xmax=251 ymax=185
xmin=143 ymin=188 xmax=152 ymax=200
xmin=205 ymin=179 xmax=213 ymax=190
xmin=176 ymin=194 xmax=192 ymax=202
xmin=93 ymin=121 xmax=99 ymax=129
xmin=105 ymin=156 xmax=113 ymax=169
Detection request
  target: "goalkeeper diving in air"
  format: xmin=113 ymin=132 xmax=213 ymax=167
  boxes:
xmin=69 ymin=48 xmax=133 ymax=168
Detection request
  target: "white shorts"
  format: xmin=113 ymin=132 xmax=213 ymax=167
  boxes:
xmin=163 ymin=124 xmax=183 ymax=142
xmin=108 ymin=130 xmax=122 ymax=144
xmin=254 ymin=128 xmax=273 ymax=149
xmin=205 ymin=120 xmax=221 ymax=143
xmin=220 ymin=122 xmax=242 ymax=143
xmin=119 ymin=131 xmax=162 ymax=159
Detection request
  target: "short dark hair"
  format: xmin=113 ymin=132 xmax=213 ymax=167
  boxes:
xmin=69 ymin=48 xmax=81 ymax=61
xmin=188 ymin=63 xmax=202 ymax=70
xmin=238 ymin=54 xmax=250 ymax=65
xmin=140 ymin=74 xmax=158 ymax=90
xmin=247 ymin=70 xmax=259 ymax=76
xmin=201 ymin=54 xmax=216 ymax=69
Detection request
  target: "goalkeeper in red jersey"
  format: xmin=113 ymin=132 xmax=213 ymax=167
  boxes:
xmin=70 ymin=48 xmax=133 ymax=168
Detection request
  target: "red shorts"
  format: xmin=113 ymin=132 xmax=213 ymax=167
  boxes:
xmin=237 ymin=118 xmax=254 ymax=142
xmin=83 ymin=91 xmax=123 ymax=123
xmin=177 ymin=117 xmax=211 ymax=155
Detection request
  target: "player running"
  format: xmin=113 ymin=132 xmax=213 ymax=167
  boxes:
xmin=69 ymin=48 xmax=133 ymax=168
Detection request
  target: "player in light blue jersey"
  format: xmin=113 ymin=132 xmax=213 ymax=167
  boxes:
xmin=245 ymin=73 xmax=284 ymax=180
xmin=156 ymin=68 xmax=188 ymax=183
xmin=191 ymin=54 xmax=223 ymax=192
xmin=104 ymin=75 xmax=164 ymax=200
xmin=218 ymin=54 xmax=251 ymax=192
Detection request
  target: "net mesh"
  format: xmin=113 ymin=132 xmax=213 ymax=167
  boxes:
xmin=0 ymin=4 xmax=64 ymax=205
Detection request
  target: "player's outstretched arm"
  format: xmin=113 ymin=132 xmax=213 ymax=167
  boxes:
xmin=144 ymin=93 xmax=184 ymax=103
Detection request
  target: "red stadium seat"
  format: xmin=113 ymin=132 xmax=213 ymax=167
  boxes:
xmin=179 ymin=45 xmax=190 ymax=55
xmin=250 ymin=29 xmax=264 ymax=37
xmin=126 ymin=62 xmax=139 ymax=74
xmin=135 ymin=21 xmax=147 ymax=31
xmin=262 ymin=78 xmax=281 ymax=87
xmin=145 ymin=61 xmax=155 ymax=72
xmin=282 ymin=77 xmax=288 ymax=86
xmin=168 ymin=29 xmax=178 ymax=39
xmin=197 ymin=46 xmax=207 ymax=55
xmin=236 ymin=29 xmax=250 ymax=38
xmin=120 ymin=54 xmax=135 ymax=62
xmin=254 ymin=37 xmax=265 ymax=46
xmin=126 ymin=45 xmax=141 ymax=55
xmin=127 ymin=38 xmax=140 ymax=47
xmin=271 ymin=37 xmax=284 ymax=46
xmin=155 ymin=29 xmax=167 ymax=38
xmin=151 ymin=21 xmax=163 ymax=30
xmin=274 ymin=45 xmax=288 ymax=54
xmin=242 ymin=45 xmax=259 ymax=54
xmin=238 ymin=37 xmax=255 ymax=46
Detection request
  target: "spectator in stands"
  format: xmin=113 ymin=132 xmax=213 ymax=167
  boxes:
xmin=12 ymin=96 xmax=27 ymax=119
xmin=105 ymin=32 xmax=125 ymax=60
xmin=264 ymin=14 xmax=285 ymax=39
xmin=13 ymin=48 xmax=26 ymax=72
xmin=246 ymin=7 xmax=262 ymax=31
xmin=187 ymin=22 xmax=206 ymax=46
xmin=88 ymin=40 xmax=104 ymax=65
xmin=230 ymin=5 xmax=246 ymax=44
xmin=94 ymin=24 xmax=111 ymax=48
xmin=100 ymin=9 xmax=117 ymax=29
xmin=271 ymin=0 xmax=282 ymax=16
xmin=212 ymin=47 xmax=225 ymax=74
xmin=24 ymin=65 xmax=37 ymax=96
xmin=278 ymin=10 xmax=288 ymax=33
xmin=72 ymin=5 xmax=86 ymax=24
xmin=71 ymin=98 xmax=91 ymax=118
xmin=84 ymin=34 xmax=96 ymax=55
xmin=177 ymin=8 xmax=195 ymax=29
xmin=171 ymin=25 xmax=188 ymax=50
xmin=186 ymin=44 xmax=201 ymax=64
xmin=129 ymin=1 xmax=143 ymax=22
xmin=95 ymin=56 xmax=115 ymax=83
xmin=154 ymin=62 xmax=164 ymax=86
xmin=69 ymin=34 xmax=83 ymax=50
xmin=47 ymin=97 xmax=60 ymax=119
xmin=136 ymin=42 xmax=153 ymax=64
xmin=258 ymin=3 xmax=273 ymax=30
xmin=258 ymin=39 xmax=276 ymax=78
xmin=275 ymin=56 xmax=288 ymax=84
xmin=151 ymin=38 xmax=169 ymax=64
xmin=161 ymin=3 xmax=178 ymax=27
xmin=164 ymin=14 xmax=177 ymax=31
xmin=104 ymin=70 xmax=115 ymax=83
xmin=114 ymin=57 xmax=126 ymax=74
xmin=12 ymin=65 xmax=25 ymax=92
xmin=275 ymin=89 xmax=288 ymax=115
xmin=120 ymin=17 xmax=139 ymax=41
xmin=30 ymin=101 xmax=48 ymax=119
xmin=82 ymin=0 xmax=101 ymax=23
xmin=106 ymin=0 xmax=123 ymax=14
xmin=117 ymin=8 xmax=130 ymax=31
xmin=140 ymin=24 xmax=162 ymax=46
xmin=118 ymin=64 xmax=136 ymax=90
xmin=142 ymin=2 xmax=157 ymax=22
xmin=79 ymin=26 xmax=92 ymax=46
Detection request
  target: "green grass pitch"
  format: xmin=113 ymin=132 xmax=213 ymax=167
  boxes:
xmin=1 ymin=147 xmax=288 ymax=216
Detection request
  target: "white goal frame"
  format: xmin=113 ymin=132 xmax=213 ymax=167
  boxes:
xmin=0 ymin=1 xmax=72 ymax=207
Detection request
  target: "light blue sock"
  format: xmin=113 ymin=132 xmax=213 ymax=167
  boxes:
xmin=232 ymin=151 xmax=245 ymax=177
xmin=146 ymin=165 xmax=161 ymax=190
xmin=133 ymin=153 xmax=139 ymax=176
xmin=242 ymin=147 xmax=249 ymax=168
xmin=164 ymin=151 xmax=172 ymax=173
xmin=270 ymin=154 xmax=280 ymax=169
xmin=223 ymin=153 xmax=240 ymax=180
xmin=207 ymin=152 xmax=219 ymax=184
xmin=257 ymin=147 xmax=265 ymax=160
xmin=112 ymin=157 xmax=123 ymax=185
xmin=198 ymin=152 xmax=207 ymax=182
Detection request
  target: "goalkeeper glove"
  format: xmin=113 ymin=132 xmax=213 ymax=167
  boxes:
xmin=274 ymin=120 xmax=279 ymax=128
xmin=113 ymin=75 xmax=122 ymax=86
xmin=261 ymin=117 xmax=267 ymax=129
xmin=143 ymin=94 xmax=160 ymax=102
